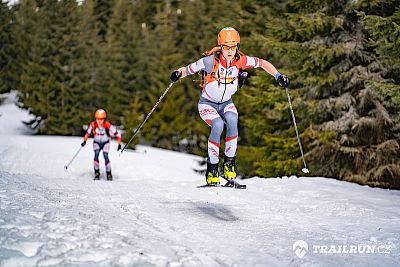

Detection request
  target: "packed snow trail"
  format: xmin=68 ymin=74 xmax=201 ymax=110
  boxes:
xmin=0 ymin=92 xmax=399 ymax=267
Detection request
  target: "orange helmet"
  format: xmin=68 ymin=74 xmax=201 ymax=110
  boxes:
xmin=217 ymin=27 xmax=240 ymax=46
xmin=94 ymin=109 xmax=106 ymax=119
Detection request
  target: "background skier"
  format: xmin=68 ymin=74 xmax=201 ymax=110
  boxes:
xmin=81 ymin=109 xmax=122 ymax=180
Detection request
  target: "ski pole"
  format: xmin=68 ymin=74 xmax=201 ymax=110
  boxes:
xmin=120 ymin=82 xmax=174 ymax=154
xmin=64 ymin=146 xmax=83 ymax=170
xmin=285 ymin=87 xmax=309 ymax=174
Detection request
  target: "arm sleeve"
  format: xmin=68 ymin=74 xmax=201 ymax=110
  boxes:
xmin=241 ymin=56 xmax=261 ymax=70
xmin=185 ymin=55 xmax=214 ymax=75
xmin=109 ymin=124 xmax=122 ymax=143
xmin=84 ymin=123 xmax=92 ymax=138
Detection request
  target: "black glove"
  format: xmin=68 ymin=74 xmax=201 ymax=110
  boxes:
xmin=117 ymin=144 xmax=122 ymax=151
xmin=170 ymin=70 xmax=182 ymax=83
xmin=238 ymin=71 xmax=248 ymax=88
xmin=276 ymin=73 xmax=290 ymax=88
xmin=81 ymin=141 xmax=86 ymax=147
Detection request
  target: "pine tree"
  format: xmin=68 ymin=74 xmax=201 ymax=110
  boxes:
xmin=8 ymin=0 xmax=398 ymax=188
xmin=93 ymin=0 xmax=116 ymax=41
xmin=359 ymin=3 xmax=400 ymax=187
xmin=77 ymin=0 xmax=103 ymax=124
xmin=119 ymin=0 xmax=152 ymax=147
xmin=126 ymin=2 xmax=187 ymax=149
xmin=237 ymin=0 xmax=400 ymax=188
xmin=15 ymin=0 xmax=46 ymax=130
xmin=95 ymin=0 xmax=141 ymax=125
xmin=19 ymin=0 xmax=92 ymax=135
xmin=0 ymin=1 xmax=18 ymax=93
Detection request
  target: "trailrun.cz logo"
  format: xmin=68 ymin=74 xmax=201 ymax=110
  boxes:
xmin=293 ymin=240 xmax=392 ymax=258
xmin=293 ymin=240 xmax=308 ymax=259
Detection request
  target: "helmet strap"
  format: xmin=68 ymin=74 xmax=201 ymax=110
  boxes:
xmin=215 ymin=50 xmax=221 ymax=60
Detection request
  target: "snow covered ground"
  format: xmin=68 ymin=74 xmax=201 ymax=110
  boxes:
xmin=0 ymin=92 xmax=399 ymax=267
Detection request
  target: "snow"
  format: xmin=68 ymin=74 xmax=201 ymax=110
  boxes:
xmin=0 ymin=91 xmax=34 ymax=135
xmin=0 ymin=92 xmax=399 ymax=267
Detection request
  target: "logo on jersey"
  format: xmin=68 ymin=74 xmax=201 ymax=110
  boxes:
xmin=199 ymin=108 xmax=218 ymax=117
xmin=210 ymin=147 xmax=219 ymax=158
xmin=219 ymin=67 xmax=225 ymax=76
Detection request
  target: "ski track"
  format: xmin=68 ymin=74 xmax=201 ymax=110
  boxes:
xmin=1 ymin=92 xmax=400 ymax=267
xmin=1 ymin=166 xmax=400 ymax=267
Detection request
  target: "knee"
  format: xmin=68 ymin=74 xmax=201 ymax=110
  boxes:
xmin=225 ymin=112 xmax=238 ymax=128
xmin=103 ymin=152 xmax=109 ymax=161
xmin=211 ymin=118 xmax=224 ymax=135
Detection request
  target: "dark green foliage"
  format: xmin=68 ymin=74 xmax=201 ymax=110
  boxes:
xmin=5 ymin=0 xmax=400 ymax=188
xmin=0 ymin=2 xmax=19 ymax=93
xmin=95 ymin=0 xmax=140 ymax=124
xmin=237 ymin=0 xmax=400 ymax=188
xmin=18 ymin=0 xmax=92 ymax=135
xmin=93 ymin=0 xmax=116 ymax=41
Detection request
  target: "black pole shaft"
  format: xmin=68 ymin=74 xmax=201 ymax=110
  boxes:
xmin=64 ymin=146 xmax=83 ymax=170
xmin=285 ymin=87 xmax=308 ymax=171
xmin=120 ymin=82 xmax=174 ymax=154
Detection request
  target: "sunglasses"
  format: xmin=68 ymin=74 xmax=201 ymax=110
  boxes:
xmin=221 ymin=45 xmax=238 ymax=51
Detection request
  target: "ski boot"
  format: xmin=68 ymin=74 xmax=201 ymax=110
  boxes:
xmin=223 ymin=156 xmax=237 ymax=180
xmin=206 ymin=162 xmax=220 ymax=186
xmin=106 ymin=171 xmax=113 ymax=181
xmin=94 ymin=170 xmax=100 ymax=180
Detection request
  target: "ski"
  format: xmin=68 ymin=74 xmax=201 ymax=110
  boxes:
xmin=197 ymin=179 xmax=246 ymax=189
xmin=223 ymin=179 xmax=247 ymax=189
xmin=197 ymin=184 xmax=222 ymax=188
xmin=197 ymin=184 xmax=236 ymax=188
xmin=220 ymin=175 xmax=247 ymax=189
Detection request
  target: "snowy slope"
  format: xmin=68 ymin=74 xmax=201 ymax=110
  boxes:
xmin=0 ymin=92 xmax=399 ymax=267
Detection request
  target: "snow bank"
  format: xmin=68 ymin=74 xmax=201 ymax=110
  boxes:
xmin=0 ymin=93 xmax=399 ymax=266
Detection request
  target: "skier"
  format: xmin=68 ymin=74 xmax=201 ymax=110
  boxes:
xmin=81 ymin=109 xmax=122 ymax=180
xmin=170 ymin=27 xmax=290 ymax=186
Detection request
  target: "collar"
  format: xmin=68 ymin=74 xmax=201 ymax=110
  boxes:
xmin=219 ymin=56 xmax=236 ymax=69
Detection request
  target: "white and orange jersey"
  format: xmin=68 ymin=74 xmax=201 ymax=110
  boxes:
xmin=185 ymin=53 xmax=261 ymax=103
xmin=84 ymin=121 xmax=121 ymax=144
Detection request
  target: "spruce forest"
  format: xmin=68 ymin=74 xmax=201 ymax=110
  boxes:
xmin=1 ymin=0 xmax=399 ymax=189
